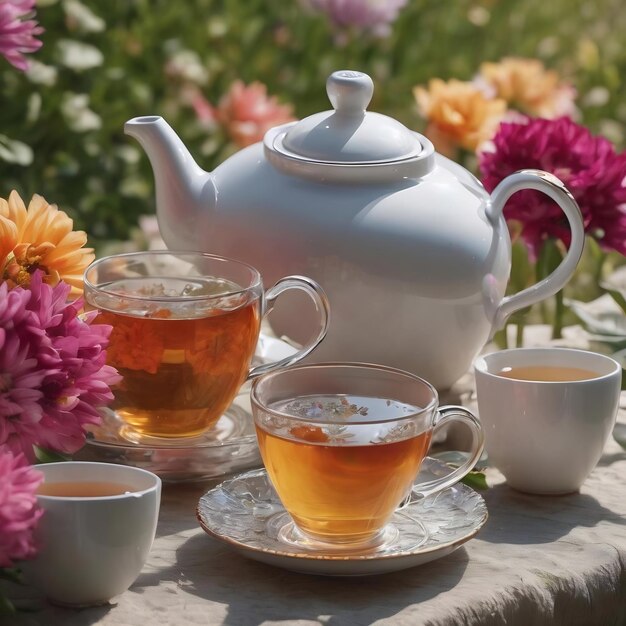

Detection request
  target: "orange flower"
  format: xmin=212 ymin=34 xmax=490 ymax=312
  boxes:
xmin=414 ymin=79 xmax=506 ymax=155
xmin=290 ymin=425 xmax=329 ymax=443
xmin=479 ymin=57 xmax=576 ymax=118
xmin=0 ymin=191 xmax=94 ymax=296
xmin=217 ymin=80 xmax=296 ymax=148
xmin=0 ymin=217 xmax=18 ymax=271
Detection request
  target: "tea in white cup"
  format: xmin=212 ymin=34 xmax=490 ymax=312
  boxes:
xmin=474 ymin=348 xmax=621 ymax=494
xmin=22 ymin=462 xmax=161 ymax=607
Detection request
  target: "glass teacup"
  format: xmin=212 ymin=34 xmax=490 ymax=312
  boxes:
xmin=251 ymin=362 xmax=484 ymax=551
xmin=84 ymin=251 xmax=329 ymax=441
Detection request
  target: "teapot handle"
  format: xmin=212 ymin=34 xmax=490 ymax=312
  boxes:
xmin=487 ymin=169 xmax=585 ymax=334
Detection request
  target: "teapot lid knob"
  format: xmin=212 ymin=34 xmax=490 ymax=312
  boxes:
xmin=275 ymin=69 xmax=426 ymax=165
xmin=326 ymin=71 xmax=374 ymax=115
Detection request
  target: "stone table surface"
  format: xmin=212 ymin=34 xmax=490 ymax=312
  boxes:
xmin=8 ymin=329 xmax=626 ymax=626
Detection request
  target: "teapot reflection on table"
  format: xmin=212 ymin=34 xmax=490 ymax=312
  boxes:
xmin=125 ymin=70 xmax=584 ymax=390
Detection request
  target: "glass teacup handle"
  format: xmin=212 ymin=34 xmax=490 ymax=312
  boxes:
xmin=486 ymin=169 xmax=585 ymax=334
xmin=412 ymin=405 xmax=484 ymax=500
xmin=247 ymin=275 xmax=330 ymax=379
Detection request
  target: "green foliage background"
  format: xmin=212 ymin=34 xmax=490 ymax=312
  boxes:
xmin=1 ymin=0 xmax=625 ymax=244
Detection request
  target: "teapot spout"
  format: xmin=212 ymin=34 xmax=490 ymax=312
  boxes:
xmin=124 ymin=116 xmax=215 ymax=250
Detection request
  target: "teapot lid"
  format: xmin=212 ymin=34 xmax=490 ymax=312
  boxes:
xmin=275 ymin=70 xmax=423 ymax=164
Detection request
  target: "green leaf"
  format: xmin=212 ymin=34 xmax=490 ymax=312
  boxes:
xmin=0 ymin=568 xmax=23 ymax=585
xmin=435 ymin=453 xmax=489 ymax=489
xmin=0 ymin=593 xmax=16 ymax=615
xmin=33 ymin=446 xmax=71 ymax=464
xmin=460 ymin=471 xmax=489 ymax=490
xmin=492 ymin=327 xmax=508 ymax=350
xmin=605 ymin=288 xmax=626 ymax=316
xmin=509 ymin=240 xmax=533 ymax=294
xmin=537 ymin=238 xmax=565 ymax=281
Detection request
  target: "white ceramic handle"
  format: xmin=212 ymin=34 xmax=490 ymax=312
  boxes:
xmin=326 ymin=70 xmax=374 ymax=116
xmin=247 ymin=276 xmax=330 ymax=379
xmin=487 ymin=169 xmax=585 ymax=333
xmin=412 ymin=406 xmax=484 ymax=500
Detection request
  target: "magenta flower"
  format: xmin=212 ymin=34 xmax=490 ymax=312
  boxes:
xmin=0 ymin=449 xmax=43 ymax=567
xmin=480 ymin=117 xmax=626 ymax=257
xmin=306 ymin=0 xmax=408 ymax=37
xmin=0 ymin=0 xmax=43 ymax=72
xmin=0 ymin=273 xmax=120 ymax=460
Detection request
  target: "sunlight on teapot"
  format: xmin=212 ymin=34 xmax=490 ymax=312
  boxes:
xmin=125 ymin=70 xmax=584 ymax=389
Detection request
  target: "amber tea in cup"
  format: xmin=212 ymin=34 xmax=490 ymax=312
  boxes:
xmin=37 ymin=481 xmax=137 ymax=497
xmin=252 ymin=363 xmax=484 ymax=549
xmin=496 ymin=365 xmax=601 ymax=382
xmin=96 ymin=283 xmax=259 ymax=438
xmin=257 ymin=395 xmax=432 ymax=542
xmin=475 ymin=348 xmax=621 ymax=494
xmin=84 ymin=252 xmax=329 ymax=440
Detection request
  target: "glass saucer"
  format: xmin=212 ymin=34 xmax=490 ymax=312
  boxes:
xmin=74 ymin=333 xmax=298 ymax=483
xmin=196 ymin=458 xmax=488 ymax=576
xmin=268 ymin=512 xmax=412 ymax=554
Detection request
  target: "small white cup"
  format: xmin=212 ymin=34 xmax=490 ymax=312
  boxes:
xmin=22 ymin=462 xmax=161 ymax=607
xmin=474 ymin=348 xmax=621 ymax=494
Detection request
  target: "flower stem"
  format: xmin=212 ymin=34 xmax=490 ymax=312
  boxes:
xmin=552 ymin=288 xmax=565 ymax=339
xmin=538 ymin=238 xmax=566 ymax=339
xmin=492 ymin=327 xmax=508 ymax=350
xmin=594 ymin=250 xmax=607 ymax=285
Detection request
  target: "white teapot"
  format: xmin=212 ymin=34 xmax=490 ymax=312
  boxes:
xmin=125 ymin=70 xmax=584 ymax=389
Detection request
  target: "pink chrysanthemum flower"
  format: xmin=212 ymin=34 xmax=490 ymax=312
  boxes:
xmin=0 ymin=449 xmax=43 ymax=567
xmin=0 ymin=0 xmax=43 ymax=72
xmin=0 ymin=273 xmax=120 ymax=460
xmin=306 ymin=0 xmax=408 ymax=37
xmin=479 ymin=117 xmax=626 ymax=257
xmin=217 ymin=81 xmax=295 ymax=148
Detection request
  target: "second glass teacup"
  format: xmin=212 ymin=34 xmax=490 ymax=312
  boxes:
xmin=251 ymin=362 xmax=484 ymax=551
xmin=84 ymin=251 xmax=329 ymax=441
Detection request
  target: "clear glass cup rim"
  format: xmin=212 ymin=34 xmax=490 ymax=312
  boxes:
xmin=250 ymin=361 xmax=439 ymax=426
xmin=83 ymin=250 xmax=262 ymax=303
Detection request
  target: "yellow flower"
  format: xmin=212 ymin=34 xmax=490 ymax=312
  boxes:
xmin=414 ymin=79 xmax=506 ymax=155
xmin=479 ymin=57 xmax=576 ymax=118
xmin=0 ymin=191 xmax=94 ymax=296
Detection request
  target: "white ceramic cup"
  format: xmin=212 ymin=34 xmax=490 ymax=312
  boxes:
xmin=22 ymin=462 xmax=161 ymax=607
xmin=474 ymin=348 xmax=621 ymax=494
